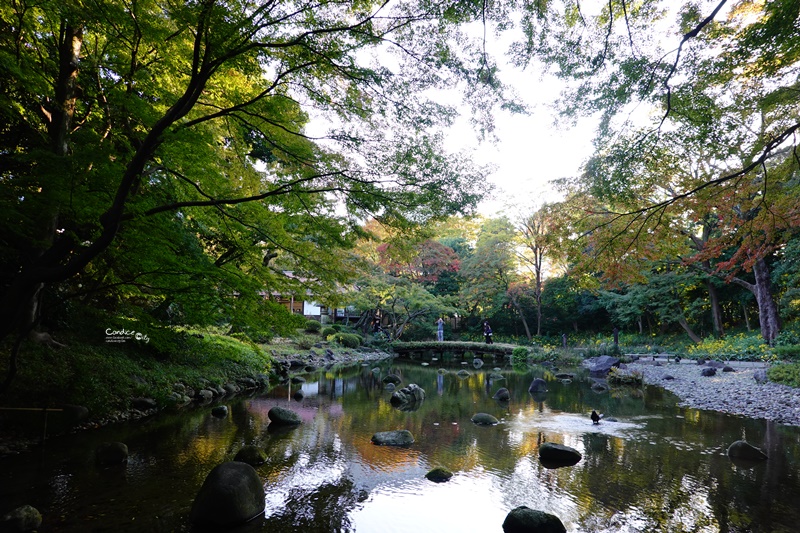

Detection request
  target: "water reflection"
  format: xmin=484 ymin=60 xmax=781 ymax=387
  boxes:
xmin=1 ymin=357 xmax=800 ymax=532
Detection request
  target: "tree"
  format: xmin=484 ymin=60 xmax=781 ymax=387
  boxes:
xmin=516 ymin=203 xmax=560 ymax=336
xmin=516 ymin=0 xmax=800 ymax=344
xmin=458 ymin=217 xmax=518 ymax=321
xmin=0 ymin=0 xmax=517 ymax=390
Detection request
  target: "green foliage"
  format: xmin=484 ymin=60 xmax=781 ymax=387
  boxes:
xmin=305 ymin=320 xmax=322 ymax=333
xmin=294 ymin=335 xmax=317 ymax=350
xmin=321 ymin=327 xmax=337 ymax=338
xmin=768 ymin=364 xmax=800 ymax=388
xmin=1 ymin=329 xmax=271 ymax=416
xmin=774 ymin=345 xmax=800 ymax=361
xmin=330 ymin=333 xmax=362 ymax=349
xmin=512 ymin=346 xmax=530 ymax=364
xmin=686 ymin=333 xmax=774 ymax=362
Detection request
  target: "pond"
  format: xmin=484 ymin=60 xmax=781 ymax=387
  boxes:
xmin=2 ymin=355 xmax=800 ymax=532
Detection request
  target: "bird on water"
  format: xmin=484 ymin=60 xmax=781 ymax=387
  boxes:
xmin=591 ymin=410 xmax=601 ymax=424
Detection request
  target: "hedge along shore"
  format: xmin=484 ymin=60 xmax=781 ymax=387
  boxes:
xmin=628 ymin=359 xmax=800 ymax=426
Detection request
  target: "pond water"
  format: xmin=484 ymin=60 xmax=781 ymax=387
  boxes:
xmin=2 ymin=355 xmax=800 ymax=532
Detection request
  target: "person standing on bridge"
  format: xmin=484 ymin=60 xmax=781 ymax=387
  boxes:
xmin=436 ymin=317 xmax=445 ymax=341
xmin=483 ymin=321 xmax=493 ymax=344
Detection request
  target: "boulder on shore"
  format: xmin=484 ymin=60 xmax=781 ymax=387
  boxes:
xmin=189 ymin=462 xmax=265 ymax=529
xmin=502 ymin=506 xmax=566 ymax=533
xmin=585 ymin=356 xmax=621 ymax=377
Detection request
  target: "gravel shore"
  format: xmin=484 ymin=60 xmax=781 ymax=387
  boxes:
xmin=627 ymin=359 xmax=800 ymax=426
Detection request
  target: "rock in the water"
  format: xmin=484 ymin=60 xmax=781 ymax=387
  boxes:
xmin=189 ymin=462 xmax=265 ymax=529
xmin=473 ymin=358 xmax=484 ymax=368
xmin=727 ymin=440 xmax=768 ymax=461
xmin=456 ymin=369 xmax=471 ymax=377
xmin=382 ymin=374 xmax=402 ymax=385
xmin=425 ymin=466 xmax=453 ymax=483
xmin=268 ymin=406 xmax=302 ymax=426
xmin=502 ymin=506 xmax=566 ymax=533
xmin=492 ymin=388 xmax=511 ymax=401
xmin=528 ymin=378 xmax=547 ymax=393
xmin=1 ymin=505 xmax=42 ymax=533
xmin=234 ymin=445 xmax=266 ymax=466
xmin=471 ymin=413 xmax=499 ymax=426
xmin=95 ymin=441 xmax=128 ymax=466
xmin=211 ymin=405 xmax=229 ymax=418
xmin=371 ymin=430 xmax=415 ymax=446
xmin=539 ymin=442 xmax=582 ymax=467
xmin=390 ymin=383 xmax=426 ymax=407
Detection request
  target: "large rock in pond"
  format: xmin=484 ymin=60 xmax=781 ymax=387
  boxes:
xmin=492 ymin=387 xmax=511 ymax=401
xmin=189 ymin=462 xmax=265 ymax=529
xmin=268 ymin=406 xmax=302 ymax=426
xmin=95 ymin=441 xmax=128 ymax=466
xmin=539 ymin=442 xmax=582 ymax=468
xmin=1 ymin=505 xmax=42 ymax=532
xmin=502 ymin=506 xmax=566 ymax=533
xmin=382 ymin=374 xmax=402 ymax=385
xmin=234 ymin=445 xmax=266 ymax=466
xmin=585 ymin=356 xmax=621 ymax=377
xmin=390 ymin=383 xmax=426 ymax=408
xmin=371 ymin=430 xmax=415 ymax=446
xmin=425 ymin=466 xmax=453 ymax=483
xmin=528 ymin=378 xmax=548 ymax=393
xmin=471 ymin=413 xmax=499 ymax=426
xmin=727 ymin=440 xmax=768 ymax=461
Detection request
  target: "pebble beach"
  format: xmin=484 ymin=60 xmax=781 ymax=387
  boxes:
xmin=628 ymin=358 xmax=800 ymax=426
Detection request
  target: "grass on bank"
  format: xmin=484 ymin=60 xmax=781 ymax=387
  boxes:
xmin=0 ymin=318 xmax=374 ymax=418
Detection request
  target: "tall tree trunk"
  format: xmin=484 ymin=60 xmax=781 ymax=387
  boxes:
xmin=752 ymin=258 xmax=781 ymax=345
xmin=2 ymin=24 xmax=84 ymax=394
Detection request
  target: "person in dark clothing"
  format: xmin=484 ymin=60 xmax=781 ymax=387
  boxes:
xmin=482 ymin=321 xmax=493 ymax=344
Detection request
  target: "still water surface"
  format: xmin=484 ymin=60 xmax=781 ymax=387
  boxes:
xmin=2 ymin=356 xmax=800 ymax=532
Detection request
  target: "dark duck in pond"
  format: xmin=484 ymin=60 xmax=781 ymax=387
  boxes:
xmin=591 ymin=410 xmax=602 ymax=424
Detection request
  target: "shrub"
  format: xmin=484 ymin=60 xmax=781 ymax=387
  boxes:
xmin=330 ymin=332 xmax=362 ymax=348
xmin=295 ymin=335 xmax=316 ymax=350
xmin=768 ymin=363 xmax=800 ymax=388
xmin=774 ymin=345 xmax=800 ymax=360
xmin=331 ymin=324 xmax=344 ymax=332
xmin=512 ymin=346 xmax=529 ymax=364
xmin=321 ymin=326 xmax=337 ymax=338
xmin=686 ymin=333 xmax=772 ymax=361
xmin=305 ymin=320 xmax=322 ymax=333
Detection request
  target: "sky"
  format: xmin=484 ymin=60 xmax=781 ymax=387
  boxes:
xmin=443 ymin=71 xmax=599 ymax=218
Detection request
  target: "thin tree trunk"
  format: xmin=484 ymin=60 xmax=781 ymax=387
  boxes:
xmin=742 ymin=303 xmax=752 ymax=331
xmin=677 ymin=314 xmax=703 ymax=343
xmin=706 ymin=278 xmax=725 ymax=338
